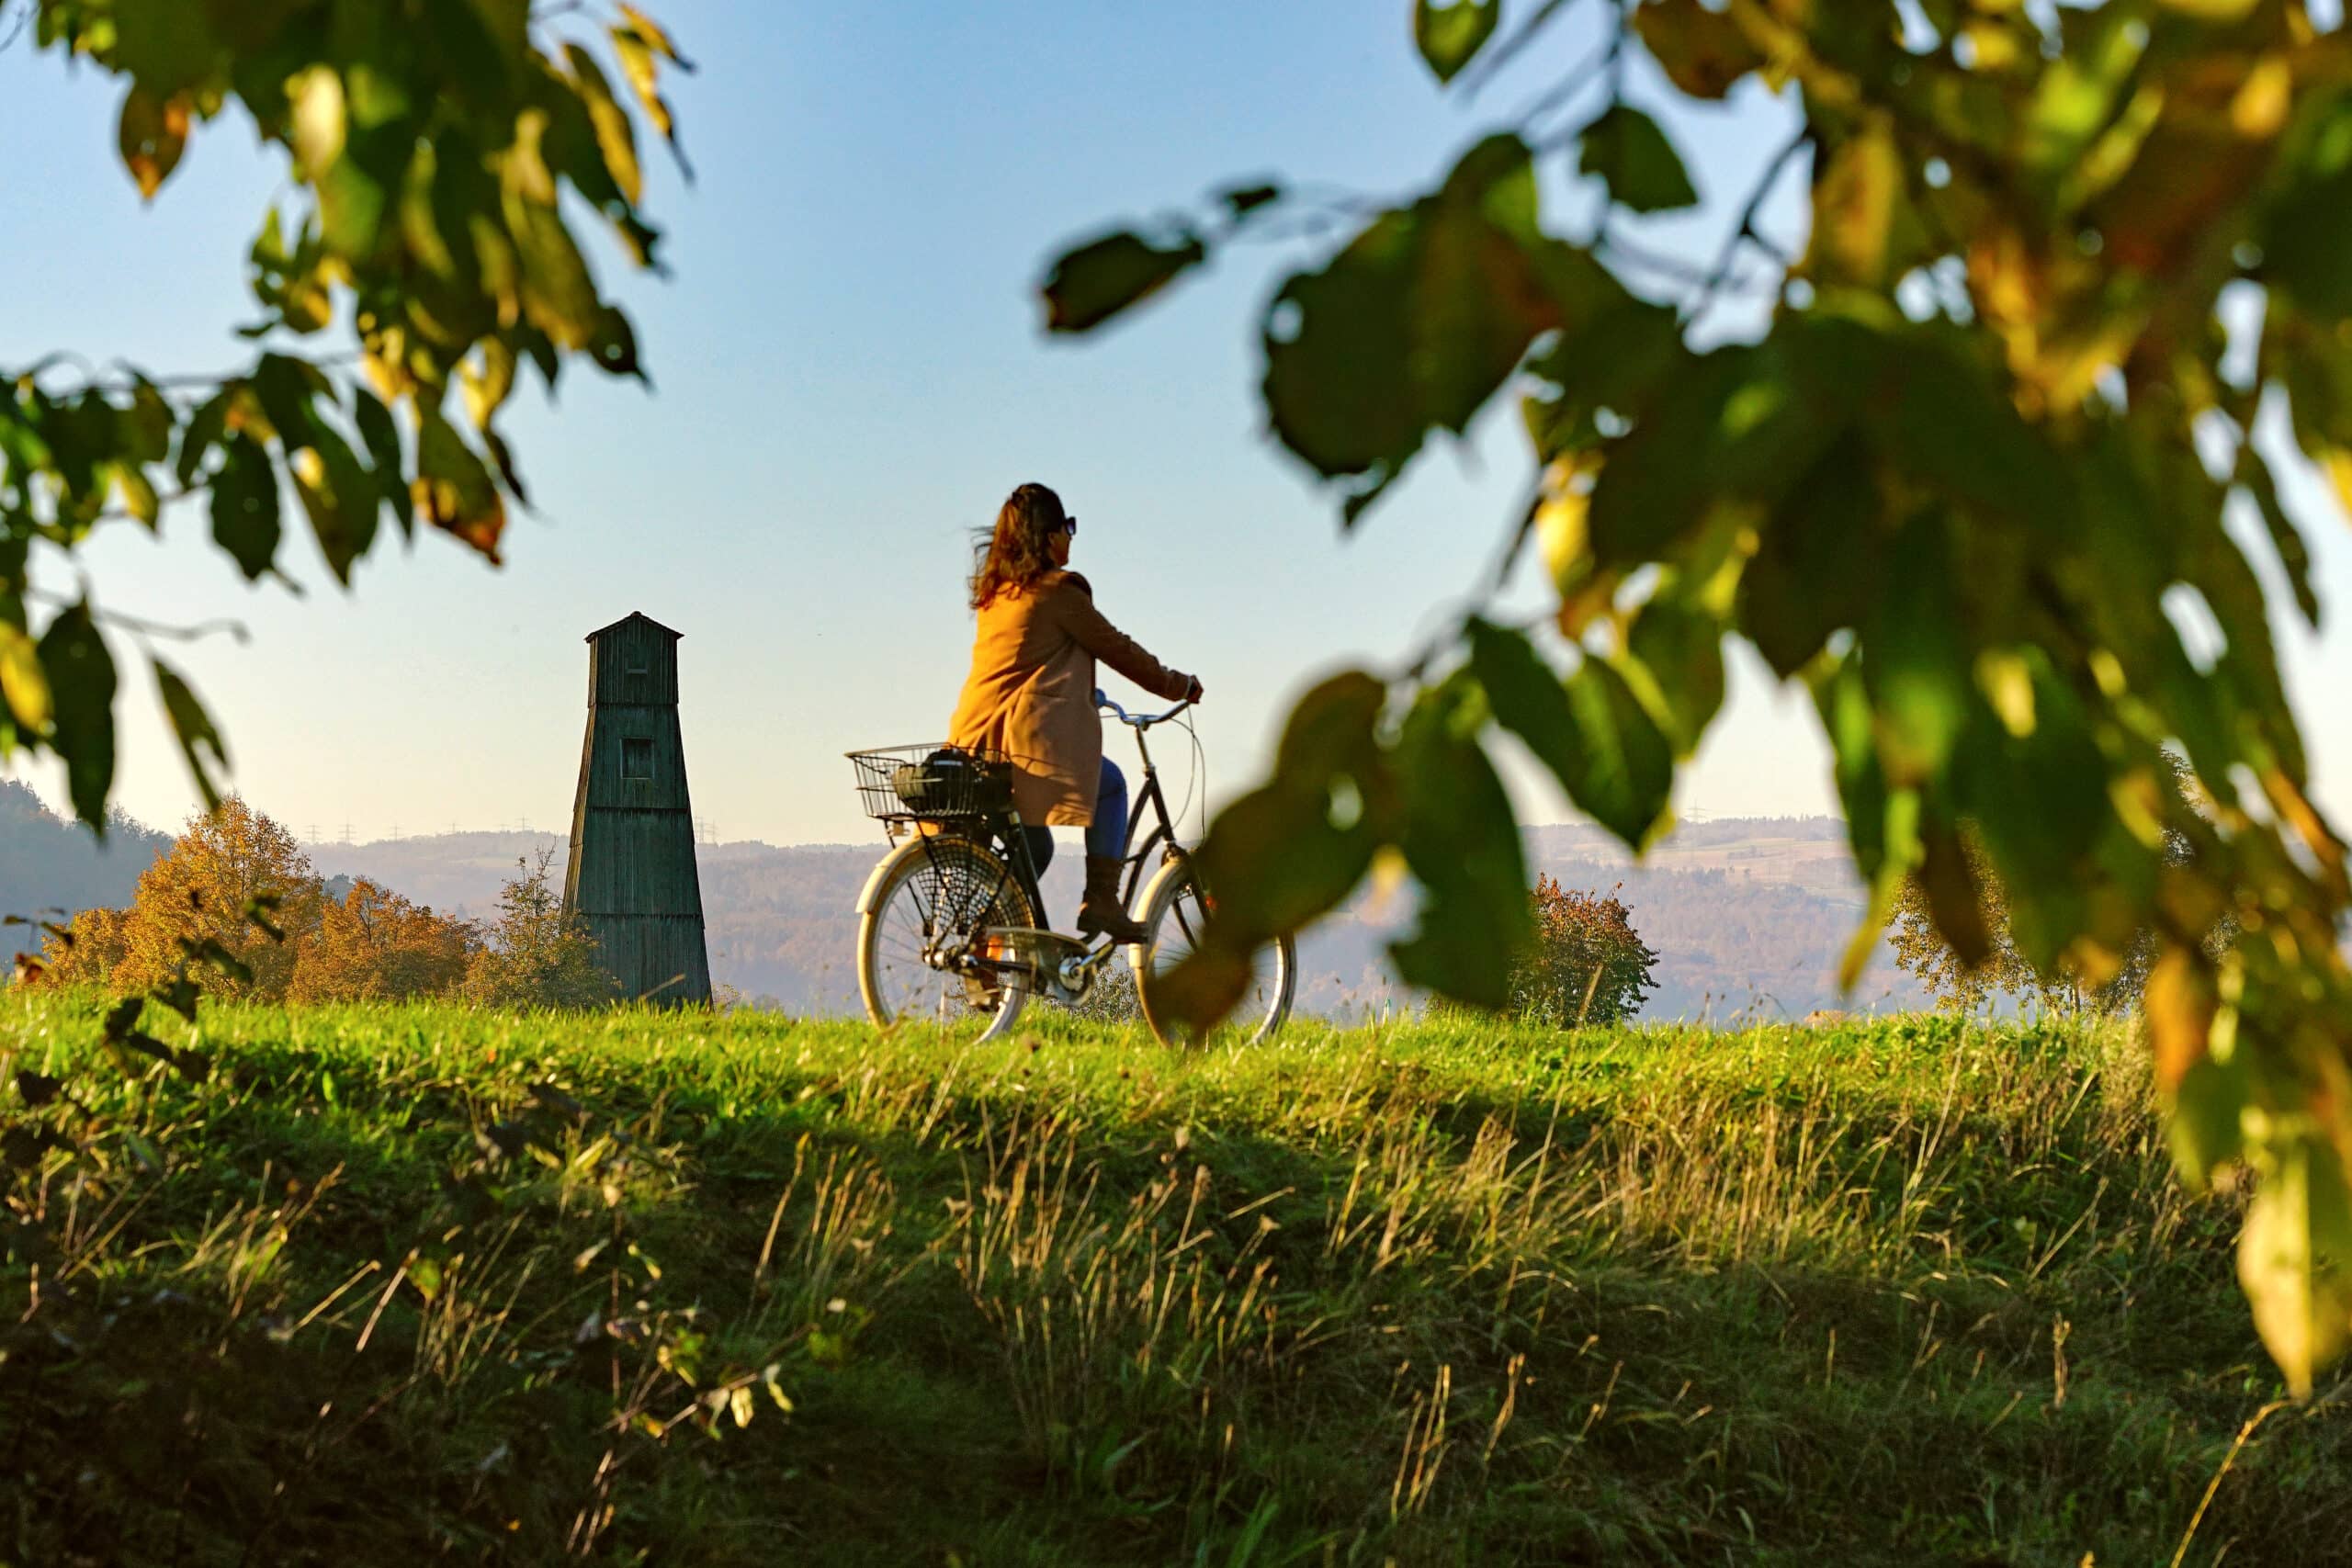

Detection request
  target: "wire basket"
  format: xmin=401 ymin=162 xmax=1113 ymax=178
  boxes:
xmin=848 ymin=744 xmax=1016 ymax=823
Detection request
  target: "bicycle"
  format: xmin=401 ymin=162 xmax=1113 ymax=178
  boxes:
xmin=846 ymin=692 xmax=1295 ymax=1046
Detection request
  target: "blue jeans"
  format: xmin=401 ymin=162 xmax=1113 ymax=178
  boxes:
xmin=1022 ymin=759 xmax=1129 ymax=877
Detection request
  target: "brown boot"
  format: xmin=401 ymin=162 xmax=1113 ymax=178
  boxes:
xmin=1076 ymin=855 xmax=1148 ymax=944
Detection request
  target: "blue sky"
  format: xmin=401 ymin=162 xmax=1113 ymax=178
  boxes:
xmin=6 ymin=2 xmax=2350 ymax=850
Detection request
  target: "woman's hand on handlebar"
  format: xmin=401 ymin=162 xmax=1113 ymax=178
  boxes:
xmin=1184 ymin=673 xmax=1204 ymax=705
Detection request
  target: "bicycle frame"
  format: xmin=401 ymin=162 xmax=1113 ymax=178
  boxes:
xmin=1116 ymin=719 xmax=1185 ymax=901
xmin=879 ymin=697 xmax=1196 ymax=1003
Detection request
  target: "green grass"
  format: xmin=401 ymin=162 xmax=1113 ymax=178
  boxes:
xmin=4 ymin=994 xmax=2348 ymax=1565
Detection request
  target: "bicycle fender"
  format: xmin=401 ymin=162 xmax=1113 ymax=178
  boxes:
xmin=854 ymin=836 xmax=938 ymax=918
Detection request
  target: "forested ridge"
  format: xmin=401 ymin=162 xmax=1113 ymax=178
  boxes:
xmin=0 ymin=780 xmax=169 ymax=966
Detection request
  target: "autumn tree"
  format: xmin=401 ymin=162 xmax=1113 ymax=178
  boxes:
xmin=109 ymin=796 xmax=321 ymax=1000
xmin=1506 ymin=876 xmax=1658 ymax=1027
xmin=2 ymin=2 xmax=689 ymax=827
xmin=24 ymin=904 xmax=133 ymax=990
xmin=288 ymin=878 xmax=480 ymax=1003
xmin=1050 ymin=2 xmax=2352 ymax=1388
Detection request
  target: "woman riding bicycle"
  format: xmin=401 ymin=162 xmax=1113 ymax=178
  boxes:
xmin=948 ymin=481 xmax=1204 ymax=944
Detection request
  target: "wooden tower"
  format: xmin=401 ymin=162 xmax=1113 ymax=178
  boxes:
xmin=562 ymin=612 xmax=711 ymax=1005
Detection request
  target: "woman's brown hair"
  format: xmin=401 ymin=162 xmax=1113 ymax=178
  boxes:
xmin=968 ymin=481 xmax=1066 ymax=610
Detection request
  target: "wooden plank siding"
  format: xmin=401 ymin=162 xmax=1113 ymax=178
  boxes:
xmin=561 ymin=613 xmax=712 ymax=1005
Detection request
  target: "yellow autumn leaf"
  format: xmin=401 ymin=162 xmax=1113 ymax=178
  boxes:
xmin=1813 ymin=119 xmax=1901 ymax=285
xmin=2232 ymin=57 xmax=2292 ymax=139
xmin=0 ymin=622 xmax=52 ymax=732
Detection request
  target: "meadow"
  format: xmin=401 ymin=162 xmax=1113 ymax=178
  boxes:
xmin=4 ymin=994 xmax=2347 ymax=1565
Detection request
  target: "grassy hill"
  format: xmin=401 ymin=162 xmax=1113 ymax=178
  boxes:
xmin=3 ymin=995 xmax=2344 ymax=1564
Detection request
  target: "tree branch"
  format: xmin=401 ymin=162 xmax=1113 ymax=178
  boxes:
xmin=26 ymin=588 xmax=250 ymax=646
xmin=1459 ymin=0 xmax=1586 ymax=100
xmin=1690 ymin=129 xmax=1812 ymax=315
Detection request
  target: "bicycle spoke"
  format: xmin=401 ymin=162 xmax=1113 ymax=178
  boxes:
xmin=861 ymin=837 xmax=1037 ymax=1035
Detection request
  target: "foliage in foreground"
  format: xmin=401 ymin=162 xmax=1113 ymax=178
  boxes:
xmin=6 ymin=996 xmax=2350 ymax=1563
xmin=1046 ymin=0 xmax=2352 ymax=1392
xmin=3 ymin=0 xmax=689 ymax=824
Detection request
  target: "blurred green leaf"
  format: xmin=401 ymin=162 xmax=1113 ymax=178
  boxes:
xmin=1588 ymin=330 xmax=1860 ymax=568
xmin=209 ymin=433 xmax=283 ymax=581
xmin=1041 ymin=230 xmax=1207 ymax=334
xmin=1577 ymin=105 xmax=1698 ymax=213
xmin=1389 ymin=673 xmax=1529 ymax=1007
xmin=117 ymin=85 xmax=188 ymax=201
xmin=350 ymin=386 xmax=413 ymax=539
xmin=514 ymin=204 xmax=603 ymax=350
xmin=1150 ymin=671 xmax=1392 ymax=1032
xmin=1634 ymin=0 xmax=1763 ymax=99
xmin=37 ymin=604 xmax=117 ymax=828
xmin=566 ymin=44 xmax=643 ymax=207
xmin=1812 ymin=122 xmax=1899 ymax=285
xmin=413 ymin=407 xmax=507 ymax=562
xmin=289 ymin=424 xmax=379 ymax=586
xmin=1262 ymin=135 xmax=1564 ymax=513
xmin=111 ymin=0 xmax=220 ymax=96
xmin=1625 ymin=592 xmax=1725 ymax=755
xmin=153 ymin=658 xmax=228 ymax=812
xmin=1864 ymin=512 xmax=1973 ymax=784
xmin=175 ymin=385 xmax=234 ymax=489
xmin=1915 ymin=819 xmax=1994 ymax=970
xmin=1468 ymin=620 xmax=1671 ymax=848
xmin=1739 ymin=431 xmax=1878 ymax=677
xmin=1414 ymin=0 xmax=1499 ymax=85
xmin=1867 ymin=336 xmax=2073 ymax=532
xmin=0 ymin=620 xmax=51 ymax=735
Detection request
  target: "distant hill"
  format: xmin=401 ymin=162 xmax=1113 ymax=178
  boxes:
xmin=4 ymin=805 xmax=1928 ymax=1018
xmin=0 ymin=781 xmax=173 ymax=968
xmin=309 ymin=818 xmax=1930 ymax=1021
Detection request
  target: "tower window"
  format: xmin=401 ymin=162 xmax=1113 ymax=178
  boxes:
xmin=622 ymin=738 xmax=654 ymax=780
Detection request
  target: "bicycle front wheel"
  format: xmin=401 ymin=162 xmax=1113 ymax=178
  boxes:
xmin=857 ymin=835 xmax=1039 ymax=1043
xmin=1132 ymin=853 xmax=1295 ymax=1047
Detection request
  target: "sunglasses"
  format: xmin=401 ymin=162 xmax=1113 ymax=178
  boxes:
xmin=1055 ymin=516 xmax=1079 ymax=537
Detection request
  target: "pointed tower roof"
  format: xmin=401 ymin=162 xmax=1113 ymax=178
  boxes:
xmin=585 ymin=611 xmax=683 ymax=643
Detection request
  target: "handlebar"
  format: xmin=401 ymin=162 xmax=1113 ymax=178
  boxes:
xmin=1096 ymin=688 xmax=1193 ymax=728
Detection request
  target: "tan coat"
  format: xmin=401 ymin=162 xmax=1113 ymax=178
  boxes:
xmin=947 ymin=570 xmax=1190 ymax=827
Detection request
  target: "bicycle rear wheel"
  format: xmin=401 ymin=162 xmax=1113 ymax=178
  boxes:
xmin=857 ymin=835 xmax=1039 ymax=1042
xmin=1132 ymin=854 xmax=1294 ymax=1047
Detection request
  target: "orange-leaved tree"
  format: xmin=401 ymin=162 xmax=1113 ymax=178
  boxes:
xmin=27 ymin=904 xmax=134 ymax=991
xmin=1046 ymin=2 xmax=2352 ymax=1389
xmin=1509 ymin=876 xmax=1657 ymax=1028
xmin=33 ymin=806 xmax=486 ymax=1004
xmin=288 ymin=878 xmax=481 ymax=1004
xmin=107 ymin=796 xmax=321 ymax=1001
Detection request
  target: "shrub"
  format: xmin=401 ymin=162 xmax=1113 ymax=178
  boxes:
xmin=461 ymin=850 xmax=616 ymax=1009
